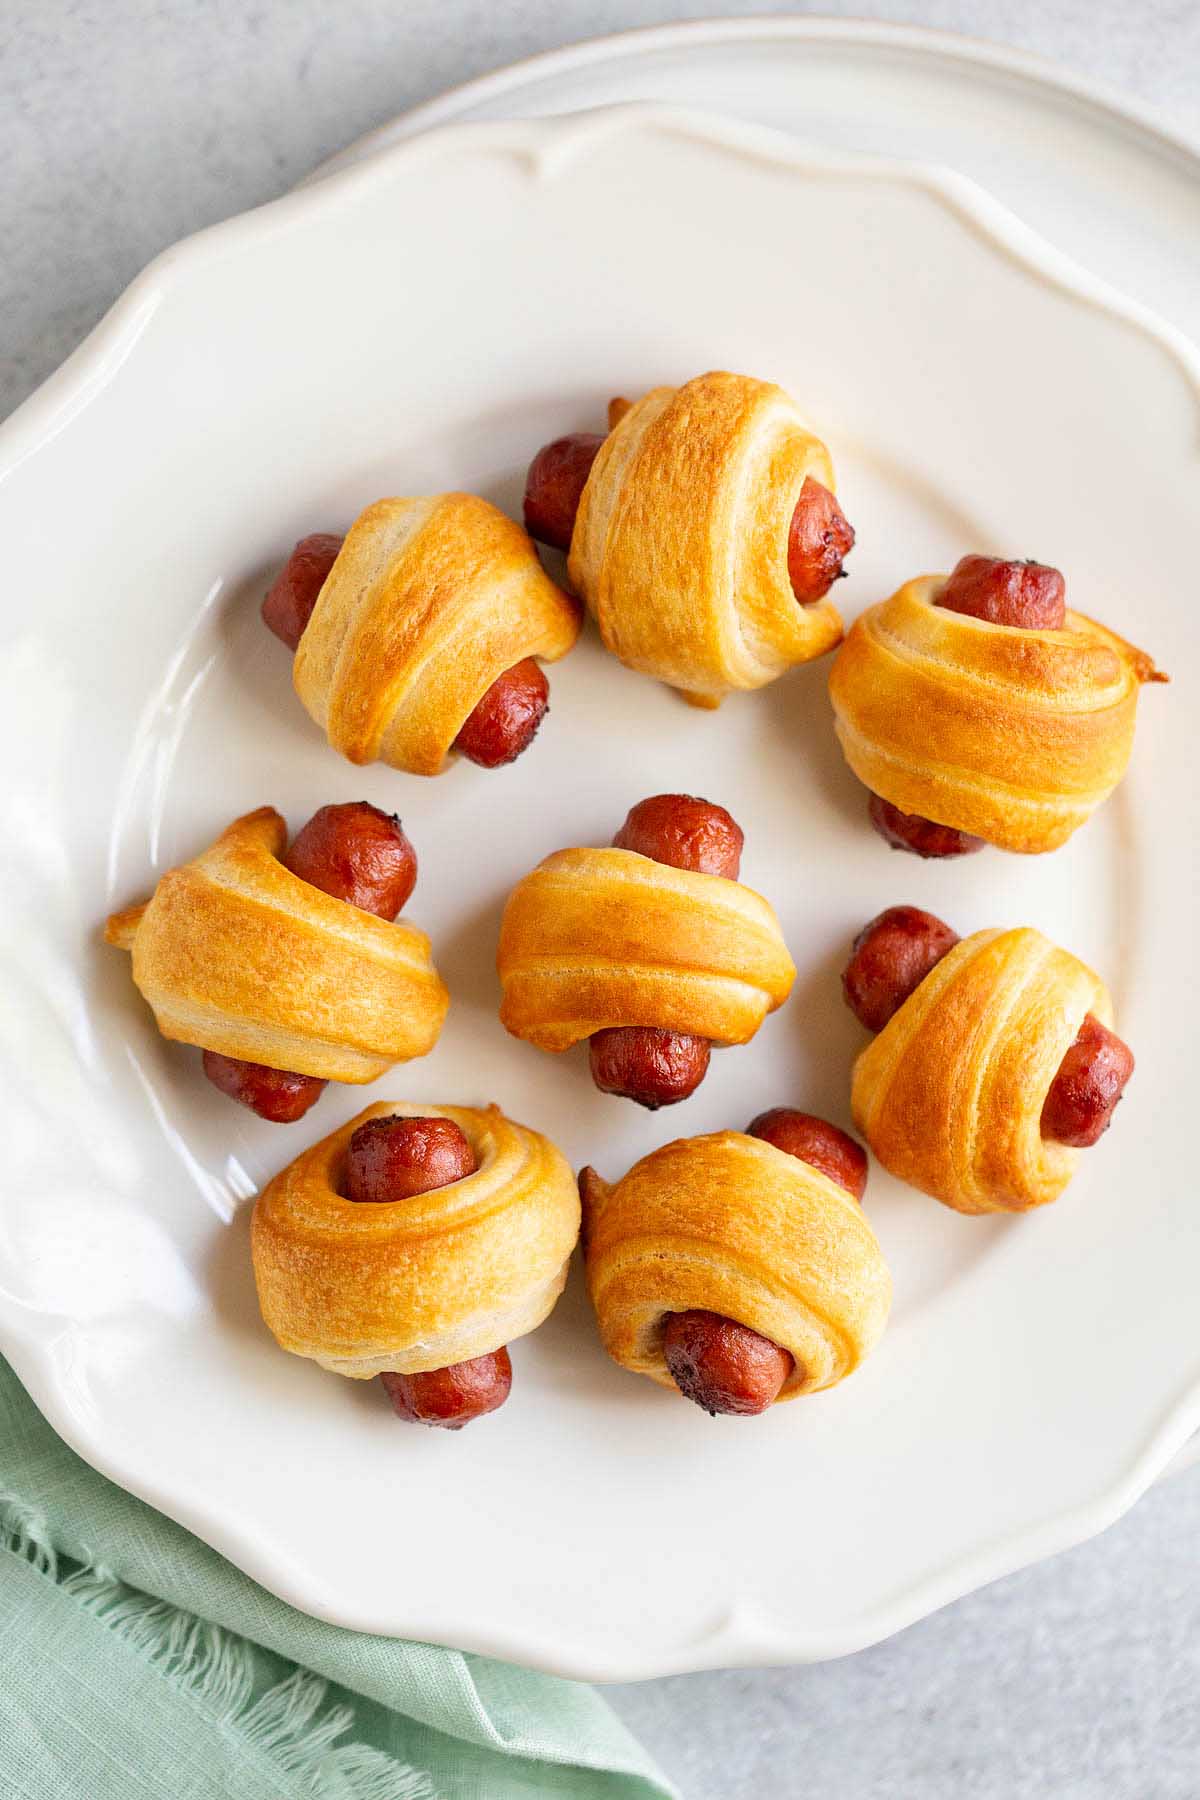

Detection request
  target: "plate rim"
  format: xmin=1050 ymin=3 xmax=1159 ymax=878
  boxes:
xmin=305 ymin=16 xmax=1200 ymax=185
xmin=3 ymin=101 xmax=1200 ymax=1680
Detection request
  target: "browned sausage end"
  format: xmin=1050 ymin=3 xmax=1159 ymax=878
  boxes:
xmin=284 ymin=801 xmax=417 ymax=922
xmin=868 ymin=793 xmax=986 ymax=860
xmin=662 ymin=1310 xmax=794 ymax=1417
xmin=454 ymin=658 xmax=550 ymax=768
xmin=1041 ymin=1014 xmax=1134 ymax=1147
xmin=746 ymin=1108 xmax=868 ymax=1201
xmin=788 ymin=478 xmax=855 ymax=604
xmin=523 ymin=432 xmax=604 ymax=551
xmin=201 ymin=1052 xmax=326 ymax=1123
xmin=262 ymin=533 xmax=345 ymax=651
xmin=938 ymin=554 xmax=1066 ymax=630
xmin=841 ymin=905 xmax=960 ymax=1034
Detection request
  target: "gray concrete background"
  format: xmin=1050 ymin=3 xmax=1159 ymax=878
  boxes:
xmin=4 ymin=4 xmax=1199 ymax=1795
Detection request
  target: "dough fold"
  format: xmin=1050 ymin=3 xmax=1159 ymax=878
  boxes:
xmin=497 ymin=846 xmax=796 ymax=1051
xmin=294 ymin=493 xmax=580 ymax=775
xmin=851 ymin=927 xmax=1112 ymax=1214
xmin=582 ymin=1132 xmax=891 ymax=1399
xmin=105 ymin=807 xmax=448 ymax=1081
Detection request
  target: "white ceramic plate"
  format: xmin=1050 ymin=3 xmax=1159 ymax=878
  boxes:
xmin=314 ymin=18 xmax=1200 ymax=353
xmin=317 ymin=15 xmax=1200 ymax=1483
xmin=1 ymin=107 xmax=1197 ymax=1681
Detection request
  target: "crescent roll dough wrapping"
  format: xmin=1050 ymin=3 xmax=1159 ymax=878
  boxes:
xmin=829 ymin=574 xmax=1163 ymax=853
xmin=582 ymin=1132 xmax=892 ymax=1400
xmin=252 ymin=1102 xmax=580 ymax=1377
xmin=293 ymin=492 xmax=580 ymax=776
xmin=568 ymin=370 xmax=845 ymax=708
xmin=105 ymin=808 xmax=448 ymax=1082
xmin=496 ymin=846 xmax=796 ymax=1052
xmin=851 ymin=927 xmax=1112 ymax=1215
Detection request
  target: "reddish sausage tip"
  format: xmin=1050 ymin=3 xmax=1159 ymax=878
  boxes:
xmin=589 ymin=1028 xmax=711 ymax=1110
xmin=284 ymin=801 xmax=417 ymax=921
xmin=746 ymin=1108 xmax=868 ymax=1201
xmin=868 ymin=793 xmax=986 ymax=860
xmin=454 ymin=658 xmax=549 ymax=768
xmin=381 ymin=1350 xmax=512 ymax=1430
xmin=788 ymin=478 xmax=855 ymax=604
xmin=1041 ymin=1014 xmax=1134 ymax=1147
xmin=938 ymin=554 xmax=1066 ymax=630
xmin=523 ymin=432 xmax=604 ymax=551
xmin=343 ymin=1115 xmax=476 ymax=1204
xmin=262 ymin=533 xmax=344 ymax=651
xmin=662 ymin=1310 xmax=794 ymax=1416
xmin=842 ymin=905 xmax=960 ymax=1034
xmin=200 ymin=1051 xmax=326 ymax=1123
xmin=612 ymin=793 xmax=744 ymax=879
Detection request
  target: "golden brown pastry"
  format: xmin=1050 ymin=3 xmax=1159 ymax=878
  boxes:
xmin=581 ymin=1122 xmax=891 ymax=1406
xmin=289 ymin=493 xmax=580 ymax=775
xmin=496 ymin=829 xmax=796 ymax=1073
xmin=829 ymin=557 xmax=1164 ymax=854
xmin=561 ymin=371 xmax=848 ymax=707
xmin=252 ymin=1101 xmax=580 ymax=1379
xmin=105 ymin=807 xmax=448 ymax=1083
xmin=849 ymin=921 xmax=1123 ymax=1214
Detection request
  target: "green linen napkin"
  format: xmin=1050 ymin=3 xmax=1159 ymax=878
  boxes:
xmin=0 ymin=1357 xmax=676 ymax=1800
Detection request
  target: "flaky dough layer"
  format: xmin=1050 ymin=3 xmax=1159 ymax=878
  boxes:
xmin=252 ymin=1101 xmax=580 ymax=1377
xmin=829 ymin=574 xmax=1162 ymax=852
xmin=568 ymin=371 xmax=844 ymax=707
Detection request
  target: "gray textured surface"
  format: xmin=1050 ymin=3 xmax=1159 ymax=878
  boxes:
xmin=4 ymin=5 xmax=1199 ymax=1796
xmin=615 ymin=1472 xmax=1200 ymax=1797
